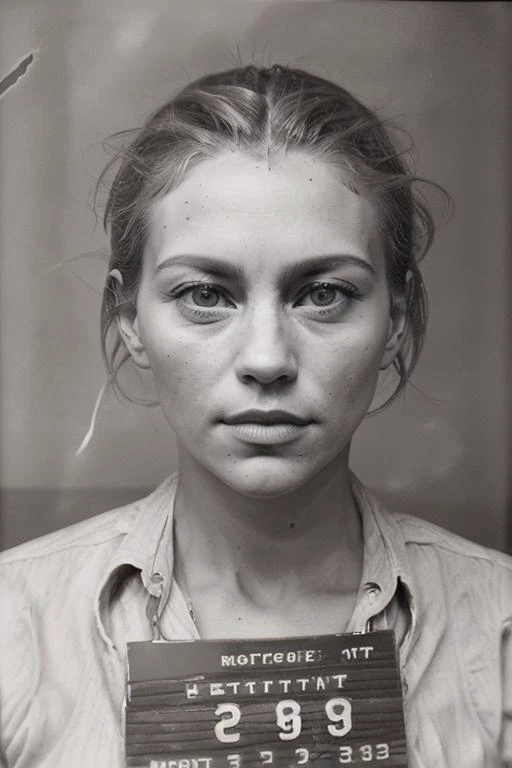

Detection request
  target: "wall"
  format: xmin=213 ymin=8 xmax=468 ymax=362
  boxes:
xmin=1 ymin=0 xmax=511 ymax=550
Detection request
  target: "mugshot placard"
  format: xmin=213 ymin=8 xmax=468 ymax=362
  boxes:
xmin=126 ymin=631 xmax=407 ymax=768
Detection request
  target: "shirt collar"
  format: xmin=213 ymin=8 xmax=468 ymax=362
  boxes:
xmin=349 ymin=474 xmax=418 ymax=643
xmin=95 ymin=472 xmax=418 ymax=648
xmin=95 ymin=475 xmax=178 ymax=649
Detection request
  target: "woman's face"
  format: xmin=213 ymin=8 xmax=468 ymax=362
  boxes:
xmin=120 ymin=151 xmax=405 ymax=497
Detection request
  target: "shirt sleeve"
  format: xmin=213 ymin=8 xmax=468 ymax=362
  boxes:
xmin=502 ymin=618 xmax=512 ymax=765
xmin=0 ymin=568 xmax=41 ymax=767
xmin=500 ymin=548 xmax=512 ymax=766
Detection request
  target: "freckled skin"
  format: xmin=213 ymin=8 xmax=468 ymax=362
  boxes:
xmin=122 ymin=151 xmax=405 ymax=499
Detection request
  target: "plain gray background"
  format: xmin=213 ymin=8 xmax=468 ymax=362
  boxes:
xmin=1 ymin=0 xmax=511 ymax=551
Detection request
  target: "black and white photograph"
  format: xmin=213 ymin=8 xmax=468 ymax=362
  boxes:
xmin=1 ymin=2 xmax=511 ymax=766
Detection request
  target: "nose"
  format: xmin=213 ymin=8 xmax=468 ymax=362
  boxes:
xmin=234 ymin=304 xmax=298 ymax=387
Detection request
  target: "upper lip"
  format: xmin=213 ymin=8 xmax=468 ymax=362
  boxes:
xmin=223 ymin=410 xmax=312 ymax=426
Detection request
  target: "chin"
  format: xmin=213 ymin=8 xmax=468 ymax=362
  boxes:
xmin=216 ymin=458 xmax=318 ymax=499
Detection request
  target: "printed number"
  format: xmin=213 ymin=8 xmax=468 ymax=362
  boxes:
xmin=376 ymin=743 xmax=390 ymax=760
xmin=227 ymin=755 xmax=241 ymax=768
xmin=259 ymin=752 xmax=273 ymax=765
xmin=214 ymin=703 xmax=241 ymax=744
xmin=295 ymin=748 xmax=309 ymax=765
xmin=325 ymin=697 xmax=352 ymax=737
xmin=339 ymin=744 xmax=390 ymax=764
xmin=214 ymin=698 xmax=360 ymax=748
xmin=276 ymin=699 xmax=302 ymax=741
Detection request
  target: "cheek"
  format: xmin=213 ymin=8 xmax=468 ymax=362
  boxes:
xmin=318 ymin=333 xmax=388 ymax=412
xmin=150 ymin=352 xmax=200 ymax=403
xmin=142 ymin=327 xmax=222 ymax=411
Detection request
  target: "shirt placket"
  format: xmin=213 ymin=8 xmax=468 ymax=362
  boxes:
xmin=142 ymin=512 xmax=175 ymax=641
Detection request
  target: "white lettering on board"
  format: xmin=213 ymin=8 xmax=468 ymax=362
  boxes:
xmin=188 ymin=674 xmax=349 ymax=699
xmin=341 ymin=645 xmax=374 ymax=661
xmin=149 ymin=760 xmax=213 ymax=768
xmin=220 ymin=649 xmax=321 ymax=667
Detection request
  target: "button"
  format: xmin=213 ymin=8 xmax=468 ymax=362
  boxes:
xmin=150 ymin=571 xmax=164 ymax=598
xmin=363 ymin=582 xmax=382 ymax=602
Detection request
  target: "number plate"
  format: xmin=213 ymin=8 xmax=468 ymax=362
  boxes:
xmin=126 ymin=631 xmax=407 ymax=768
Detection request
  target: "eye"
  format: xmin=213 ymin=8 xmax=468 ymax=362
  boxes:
xmin=293 ymin=280 xmax=361 ymax=320
xmin=171 ymin=282 xmax=236 ymax=323
xmin=190 ymin=285 xmax=223 ymax=307
xmin=295 ymin=281 xmax=356 ymax=308
xmin=306 ymin=283 xmax=338 ymax=306
xmin=176 ymin=283 xmax=235 ymax=309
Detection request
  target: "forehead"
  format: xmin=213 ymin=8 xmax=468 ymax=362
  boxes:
xmin=145 ymin=151 xmax=381 ymax=270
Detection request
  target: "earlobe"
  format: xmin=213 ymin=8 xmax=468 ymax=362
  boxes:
xmin=117 ymin=312 xmax=151 ymax=370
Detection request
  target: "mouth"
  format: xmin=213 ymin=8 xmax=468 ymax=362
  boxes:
xmin=223 ymin=410 xmax=312 ymax=427
xmin=221 ymin=410 xmax=313 ymax=445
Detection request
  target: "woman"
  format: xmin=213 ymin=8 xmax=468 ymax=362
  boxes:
xmin=0 ymin=65 xmax=510 ymax=768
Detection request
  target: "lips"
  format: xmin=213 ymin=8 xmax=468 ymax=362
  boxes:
xmin=221 ymin=410 xmax=313 ymax=445
xmin=223 ymin=410 xmax=311 ymax=426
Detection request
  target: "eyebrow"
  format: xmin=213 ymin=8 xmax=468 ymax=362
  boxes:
xmin=284 ymin=254 xmax=375 ymax=279
xmin=154 ymin=253 xmax=375 ymax=279
xmin=155 ymin=255 xmax=244 ymax=281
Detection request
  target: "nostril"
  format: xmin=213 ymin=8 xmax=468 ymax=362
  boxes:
xmin=240 ymin=370 xmax=296 ymax=387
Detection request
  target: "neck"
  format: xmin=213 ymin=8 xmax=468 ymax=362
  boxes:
xmin=173 ymin=449 xmax=362 ymax=608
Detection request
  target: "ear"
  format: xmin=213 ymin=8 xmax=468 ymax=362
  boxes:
xmin=117 ymin=310 xmax=151 ymax=369
xmin=380 ymin=291 xmax=408 ymax=371
xmin=109 ymin=269 xmax=151 ymax=369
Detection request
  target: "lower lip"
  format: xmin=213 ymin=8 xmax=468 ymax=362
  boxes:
xmin=223 ymin=423 xmax=308 ymax=445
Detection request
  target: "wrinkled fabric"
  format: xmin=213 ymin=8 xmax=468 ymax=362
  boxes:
xmin=0 ymin=474 xmax=511 ymax=767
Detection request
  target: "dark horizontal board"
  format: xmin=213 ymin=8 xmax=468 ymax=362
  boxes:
xmin=128 ymin=632 xmax=396 ymax=682
xmin=126 ymin=631 xmax=407 ymax=768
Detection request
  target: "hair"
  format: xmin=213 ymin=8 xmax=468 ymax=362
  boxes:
xmin=100 ymin=64 xmax=440 ymax=408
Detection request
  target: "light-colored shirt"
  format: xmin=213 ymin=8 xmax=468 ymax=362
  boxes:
xmin=0 ymin=474 xmax=511 ymax=767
